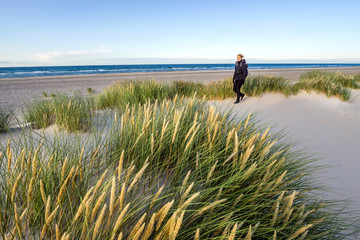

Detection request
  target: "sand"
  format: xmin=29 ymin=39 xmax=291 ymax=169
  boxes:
xmin=212 ymin=90 xmax=360 ymax=237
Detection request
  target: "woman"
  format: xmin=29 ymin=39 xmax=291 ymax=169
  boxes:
xmin=232 ymin=54 xmax=247 ymax=104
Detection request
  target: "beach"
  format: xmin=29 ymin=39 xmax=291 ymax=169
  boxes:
xmin=1 ymin=66 xmax=360 ymax=238
xmin=2 ymin=67 xmax=360 ymax=204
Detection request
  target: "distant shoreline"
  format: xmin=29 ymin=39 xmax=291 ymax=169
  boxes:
xmin=1 ymin=63 xmax=360 ymax=79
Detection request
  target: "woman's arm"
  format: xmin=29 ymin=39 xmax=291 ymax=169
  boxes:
xmin=241 ymin=60 xmax=247 ymax=80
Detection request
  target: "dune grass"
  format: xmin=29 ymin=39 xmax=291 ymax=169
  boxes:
xmin=292 ymin=70 xmax=360 ymax=101
xmin=96 ymin=79 xmax=177 ymax=109
xmin=23 ymin=98 xmax=54 ymax=129
xmin=87 ymin=87 xmax=95 ymax=94
xmin=300 ymin=70 xmax=360 ymax=89
xmin=97 ymin=71 xmax=360 ymax=109
xmin=24 ymin=94 xmax=93 ymax=132
xmin=97 ymin=70 xmax=360 ymax=111
xmin=0 ymin=107 xmax=13 ymax=133
xmin=52 ymin=94 xmax=94 ymax=132
xmin=242 ymin=75 xmax=291 ymax=96
xmin=96 ymin=76 xmax=290 ymax=110
xmin=0 ymin=95 xmax=356 ymax=239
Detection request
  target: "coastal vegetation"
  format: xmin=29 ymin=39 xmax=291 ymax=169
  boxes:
xmin=292 ymin=70 xmax=360 ymax=101
xmin=23 ymin=98 xmax=54 ymax=129
xmin=242 ymin=75 xmax=290 ymax=96
xmin=52 ymin=94 xmax=93 ymax=132
xmin=23 ymin=94 xmax=93 ymax=131
xmin=1 ymin=97 xmax=356 ymax=239
xmin=87 ymin=87 xmax=95 ymax=94
xmin=300 ymin=70 xmax=360 ymax=89
xmin=97 ymin=70 xmax=360 ymax=110
xmin=1 ymin=70 xmax=359 ymax=239
xmin=0 ymin=107 xmax=13 ymax=133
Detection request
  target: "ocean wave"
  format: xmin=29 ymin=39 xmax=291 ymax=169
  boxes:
xmin=13 ymin=71 xmax=52 ymax=75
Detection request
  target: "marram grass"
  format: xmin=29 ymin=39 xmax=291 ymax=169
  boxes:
xmin=23 ymin=98 xmax=54 ymax=129
xmin=96 ymin=70 xmax=360 ymax=111
xmin=52 ymin=94 xmax=94 ymax=132
xmin=242 ymin=75 xmax=291 ymax=96
xmin=23 ymin=94 xmax=93 ymax=132
xmin=96 ymin=79 xmax=177 ymax=110
xmin=95 ymin=76 xmax=290 ymax=110
xmin=0 ymin=107 xmax=13 ymax=133
xmin=0 ymin=96 xmax=356 ymax=239
xmin=300 ymin=70 xmax=360 ymax=89
xmin=292 ymin=70 xmax=360 ymax=101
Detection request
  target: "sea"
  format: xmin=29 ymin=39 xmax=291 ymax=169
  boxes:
xmin=1 ymin=63 xmax=360 ymax=79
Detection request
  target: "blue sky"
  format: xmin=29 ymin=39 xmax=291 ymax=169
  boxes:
xmin=1 ymin=0 xmax=359 ymax=66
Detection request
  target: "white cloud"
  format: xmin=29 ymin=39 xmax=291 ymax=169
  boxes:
xmin=31 ymin=46 xmax=111 ymax=62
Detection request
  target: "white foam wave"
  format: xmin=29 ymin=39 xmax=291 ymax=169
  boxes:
xmin=13 ymin=71 xmax=52 ymax=75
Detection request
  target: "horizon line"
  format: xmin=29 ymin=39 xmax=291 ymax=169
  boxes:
xmin=2 ymin=62 xmax=360 ymax=68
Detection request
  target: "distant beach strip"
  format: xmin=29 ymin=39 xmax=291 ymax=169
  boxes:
xmin=1 ymin=63 xmax=360 ymax=79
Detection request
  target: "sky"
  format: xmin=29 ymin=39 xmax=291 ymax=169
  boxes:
xmin=1 ymin=0 xmax=360 ymax=67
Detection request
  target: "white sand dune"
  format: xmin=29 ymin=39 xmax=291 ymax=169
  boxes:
xmin=213 ymin=90 xmax=360 ymax=236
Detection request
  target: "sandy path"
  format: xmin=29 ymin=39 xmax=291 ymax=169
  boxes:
xmin=1 ymin=67 xmax=360 ymax=111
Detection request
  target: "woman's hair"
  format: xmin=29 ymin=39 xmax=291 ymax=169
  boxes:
xmin=237 ymin=54 xmax=244 ymax=58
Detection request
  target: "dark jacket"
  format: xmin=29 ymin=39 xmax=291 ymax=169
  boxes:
xmin=233 ymin=59 xmax=247 ymax=82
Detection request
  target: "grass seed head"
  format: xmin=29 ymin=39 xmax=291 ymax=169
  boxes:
xmin=112 ymin=203 xmax=130 ymax=237
xmin=207 ymin=160 xmax=218 ymax=182
xmin=73 ymin=187 xmax=94 ymax=223
xmin=228 ymin=223 xmax=238 ymax=240
xmin=287 ymin=224 xmax=313 ymax=240
xmin=128 ymin=162 xmax=148 ymax=192
xmin=91 ymin=191 xmax=107 ymax=221
xmin=128 ymin=212 xmax=147 ymax=239
xmin=61 ymin=157 xmax=68 ymax=181
xmin=150 ymin=185 xmax=165 ymax=209
xmin=143 ymin=213 xmax=156 ymax=240
xmin=156 ymin=199 xmax=174 ymax=231
xmin=92 ymin=204 xmax=107 ymax=240
xmin=109 ymin=176 xmax=116 ymax=218
xmin=118 ymin=150 xmax=124 ymax=179
xmin=194 ymin=228 xmax=200 ymax=240
xmin=94 ymin=170 xmax=108 ymax=194
xmin=194 ymin=199 xmax=227 ymax=217
xmin=179 ymin=192 xmax=200 ymax=211
xmin=132 ymin=223 xmax=145 ymax=240
xmin=11 ymin=173 xmax=22 ymax=203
